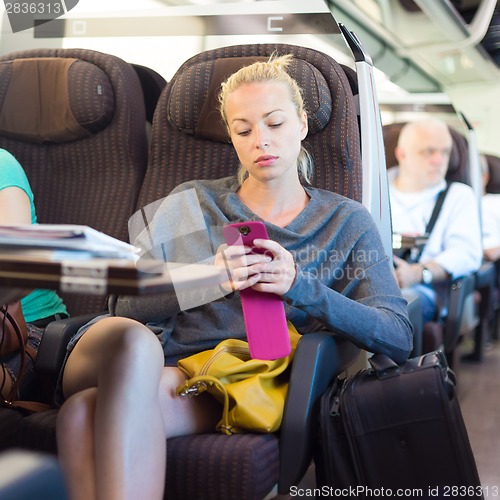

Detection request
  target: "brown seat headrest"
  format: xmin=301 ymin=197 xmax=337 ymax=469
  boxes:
xmin=485 ymin=154 xmax=500 ymax=194
xmin=0 ymin=57 xmax=115 ymax=144
xmin=167 ymin=55 xmax=333 ymax=143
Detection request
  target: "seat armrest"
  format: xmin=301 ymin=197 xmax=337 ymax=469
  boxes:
xmin=475 ymin=261 xmax=496 ymax=290
xmin=467 ymin=262 xmax=497 ymax=361
xmin=278 ymin=332 xmax=359 ymax=493
xmin=444 ymin=274 xmax=476 ymax=353
xmin=35 ymin=314 xmax=99 ymax=377
xmin=474 ymin=262 xmax=496 ymax=326
xmin=405 ymin=293 xmax=423 ymax=357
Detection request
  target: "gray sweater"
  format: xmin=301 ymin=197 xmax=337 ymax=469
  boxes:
xmin=111 ymin=176 xmax=413 ymax=364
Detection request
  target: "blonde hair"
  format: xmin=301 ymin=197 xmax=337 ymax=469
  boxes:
xmin=218 ymin=53 xmax=313 ymax=185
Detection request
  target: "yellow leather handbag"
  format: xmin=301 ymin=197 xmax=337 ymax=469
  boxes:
xmin=176 ymin=323 xmax=301 ymax=435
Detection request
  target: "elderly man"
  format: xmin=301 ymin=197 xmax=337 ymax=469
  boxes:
xmin=389 ymin=118 xmax=482 ymax=323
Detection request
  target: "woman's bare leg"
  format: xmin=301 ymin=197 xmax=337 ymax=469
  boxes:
xmin=56 ymin=317 xmax=166 ymax=500
xmin=158 ymin=366 xmax=222 ymax=439
xmin=56 ymin=388 xmax=97 ymax=499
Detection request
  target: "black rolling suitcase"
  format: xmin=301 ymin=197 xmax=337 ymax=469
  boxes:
xmin=315 ymin=350 xmax=483 ymax=499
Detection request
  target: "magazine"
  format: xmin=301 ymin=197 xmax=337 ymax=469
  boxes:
xmin=0 ymin=224 xmax=138 ymax=259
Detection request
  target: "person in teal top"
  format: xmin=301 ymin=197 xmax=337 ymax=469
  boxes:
xmin=0 ymin=147 xmax=68 ymax=400
xmin=0 ymin=148 xmax=68 ymax=323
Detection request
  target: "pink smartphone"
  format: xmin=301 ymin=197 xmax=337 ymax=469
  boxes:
xmin=223 ymin=221 xmax=291 ymax=360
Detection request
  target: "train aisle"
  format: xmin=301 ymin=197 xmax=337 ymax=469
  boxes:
xmin=459 ymin=340 xmax=500 ymax=497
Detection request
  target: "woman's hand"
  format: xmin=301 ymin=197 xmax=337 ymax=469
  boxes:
xmin=215 ymin=239 xmax=296 ymax=296
xmin=215 ymin=242 xmax=272 ymax=293
xmin=250 ymin=239 xmax=296 ymax=295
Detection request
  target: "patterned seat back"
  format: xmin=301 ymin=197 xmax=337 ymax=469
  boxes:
xmin=138 ymin=43 xmax=362 ymax=211
xmin=130 ymin=63 xmax=167 ymax=125
xmin=485 ymin=153 xmax=500 ymax=194
xmin=0 ymin=48 xmax=148 ymax=315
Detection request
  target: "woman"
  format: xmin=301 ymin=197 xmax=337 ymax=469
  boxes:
xmin=56 ymin=54 xmax=413 ymax=500
xmin=0 ymin=148 xmax=68 ymax=400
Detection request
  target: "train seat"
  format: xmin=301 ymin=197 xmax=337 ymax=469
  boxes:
xmin=485 ymin=153 xmax=500 ymax=194
xmin=0 ymin=48 xmax=149 ymax=316
xmin=130 ymin=63 xmax=167 ymax=132
xmin=483 ymin=153 xmax=500 ymax=341
xmin=0 ymin=407 xmax=24 ymax=453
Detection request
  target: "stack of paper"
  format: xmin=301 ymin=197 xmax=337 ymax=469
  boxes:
xmin=0 ymin=224 xmax=138 ymax=260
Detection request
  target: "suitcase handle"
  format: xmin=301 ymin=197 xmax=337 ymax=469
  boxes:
xmin=369 ymin=352 xmax=457 ymax=397
xmin=368 ymin=353 xmax=400 ymax=378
